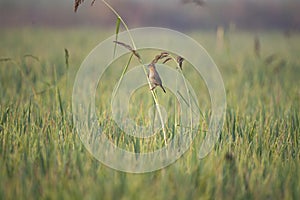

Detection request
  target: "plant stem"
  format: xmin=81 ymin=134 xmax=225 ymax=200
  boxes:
xmin=101 ymin=0 xmax=135 ymax=49
xmin=169 ymin=55 xmax=194 ymax=139
xmin=102 ymin=0 xmax=168 ymax=145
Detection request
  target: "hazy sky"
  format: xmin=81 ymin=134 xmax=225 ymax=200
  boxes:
xmin=0 ymin=0 xmax=291 ymax=9
xmin=0 ymin=0 xmax=298 ymax=30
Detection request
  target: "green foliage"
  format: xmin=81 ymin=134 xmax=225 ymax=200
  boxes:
xmin=0 ymin=28 xmax=299 ymax=199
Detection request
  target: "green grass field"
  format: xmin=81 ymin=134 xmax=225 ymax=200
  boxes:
xmin=0 ymin=28 xmax=299 ymax=199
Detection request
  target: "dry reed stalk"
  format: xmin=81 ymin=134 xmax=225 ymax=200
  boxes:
xmin=151 ymin=52 xmax=169 ymax=64
xmin=176 ymin=56 xmax=184 ymax=69
xmin=74 ymin=0 xmax=85 ymax=12
xmin=113 ymin=41 xmax=141 ymax=59
xmin=216 ymin=26 xmax=224 ymax=52
xmin=254 ymin=35 xmax=261 ymax=58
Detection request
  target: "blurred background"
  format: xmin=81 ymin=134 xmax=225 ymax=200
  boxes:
xmin=1 ymin=1 xmax=300 ymax=199
xmin=0 ymin=0 xmax=299 ymax=32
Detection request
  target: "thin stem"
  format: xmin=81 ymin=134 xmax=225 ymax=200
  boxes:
xmin=139 ymin=57 xmax=168 ymax=146
xmin=169 ymin=55 xmax=194 ymax=140
xmin=112 ymin=53 xmax=134 ymax=99
xmin=102 ymin=0 xmax=167 ymax=145
xmin=101 ymin=0 xmax=136 ymax=49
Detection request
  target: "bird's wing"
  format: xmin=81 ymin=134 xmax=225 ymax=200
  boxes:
xmin=153 ymin=71 xmax=163 ymax=85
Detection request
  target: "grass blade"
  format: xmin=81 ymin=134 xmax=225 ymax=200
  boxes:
xmin=113 ymin=17 xmax=121 ymax=58
xmin=64 ymin=48 xmax=69 ymax=70
xmin=112 ymin=53 xmax=134 ymax=99
xmin=57 ymin=87 xmax=64 ymax=121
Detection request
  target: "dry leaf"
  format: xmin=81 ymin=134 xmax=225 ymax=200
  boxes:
xmin=113 ymin=41 xmax=141 ymax=59
xmin=74 ymin=0 xmax=85 ymax=12
xmin=177 ymin=56 xmax=184 ymax=69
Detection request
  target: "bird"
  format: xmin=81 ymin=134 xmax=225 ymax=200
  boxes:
xmin=148 ymin=63 xmax=166 ymax=93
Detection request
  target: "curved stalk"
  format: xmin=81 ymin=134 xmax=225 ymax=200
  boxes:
xmin=101 ymin=0 xmax=136 ymax=49
xmin=169 ymin=55 xmax=194 ymax=139
xmin=102 ymin=0 xmax=167 ymax=145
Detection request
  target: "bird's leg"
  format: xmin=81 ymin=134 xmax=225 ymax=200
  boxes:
xmin=150 ymin=86 xmax=156 ymax=91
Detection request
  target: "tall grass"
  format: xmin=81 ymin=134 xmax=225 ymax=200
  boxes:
xmin=0 ymin=28 xmax=299 ymax=199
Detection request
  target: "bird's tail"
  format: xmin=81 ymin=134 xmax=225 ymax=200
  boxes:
xmin=161 ymin=85 xmax=166 ymax=93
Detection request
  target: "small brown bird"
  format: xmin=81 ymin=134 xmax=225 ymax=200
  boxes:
xmin=148 ymin=63 xmax=166 ymax=93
